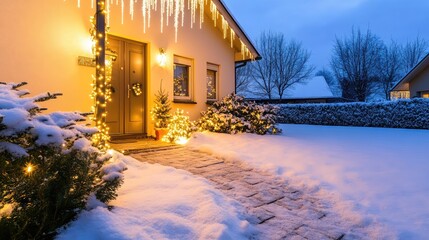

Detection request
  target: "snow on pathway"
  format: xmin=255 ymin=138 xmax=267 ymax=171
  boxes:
xmin=187 ymin=124 xmax=429 ymax=239
xmin=133 ymin=147 xmax=387 ymax=239
xmin=58 ymin=153 xmax=252 ymax=240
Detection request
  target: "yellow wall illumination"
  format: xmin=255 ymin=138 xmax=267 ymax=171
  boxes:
xmin=157 ymin=48 xmax=167 ymax=67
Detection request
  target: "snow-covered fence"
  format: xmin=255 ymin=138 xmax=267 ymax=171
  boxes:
xmin=278 ymin=98 xmax=429 ymax=129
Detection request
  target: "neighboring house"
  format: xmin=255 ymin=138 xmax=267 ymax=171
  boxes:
xmin=247 ymin=76 xmax=350 ymax=104
xmin=0 ymin=0 xmax=259 ymax=138
xmin=391 ymin=53 xmax=429 ymax=100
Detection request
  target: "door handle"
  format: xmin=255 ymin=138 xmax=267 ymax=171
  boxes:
xmin=127 ymin=84 xmax=131 ymax=99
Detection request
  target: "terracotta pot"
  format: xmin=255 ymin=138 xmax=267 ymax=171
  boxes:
xmin=155 ymin=128 xmax=169 ymax=140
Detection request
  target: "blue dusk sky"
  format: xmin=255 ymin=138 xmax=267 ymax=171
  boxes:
xmin=222 ymin=0 xmax=429 ymax=71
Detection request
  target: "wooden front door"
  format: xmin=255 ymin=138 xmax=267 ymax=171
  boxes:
xmin=107 ymin=36 xmax=146 ymax=136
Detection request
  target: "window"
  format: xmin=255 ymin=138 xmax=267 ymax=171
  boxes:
xmin=174 ymin=56 xmax=193 ymax=101
xmin=207 ymin=63 xmax=219 ymax=101
xmin=420 ymin=91 xmax=429 ymax=98
xmin=390 ymin=91 xmax=410 ymax=100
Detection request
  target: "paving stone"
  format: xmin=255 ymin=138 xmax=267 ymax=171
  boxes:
xmin=248 ymin=207 xmax=276 ymax=224
xmin=295 ymin=225 xmax=331 ymax=240
xmin=254 ymin=188 xmax=285 ymax=204
xmin=131 ymin=147 xmax=351 ymax=240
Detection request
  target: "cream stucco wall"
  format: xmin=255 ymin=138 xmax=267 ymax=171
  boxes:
xmin=0 ymin=0 xmax=237 ymax=136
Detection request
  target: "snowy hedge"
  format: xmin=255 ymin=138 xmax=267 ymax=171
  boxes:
xmin=0 ymin=82 xmax=126 ymax=239
xmin=278 ymin=98 xmax=429 ymax=129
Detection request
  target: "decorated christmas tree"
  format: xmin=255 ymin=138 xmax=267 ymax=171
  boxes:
xmin=162 ymin=108 xmax=194 ymax=144
xmin=150 ymin=83 xmax=171 ymax=129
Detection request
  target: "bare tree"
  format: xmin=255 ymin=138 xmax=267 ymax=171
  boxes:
xmin=378 ymin=40 xmax=402 ymax=100
xmin=235 ymin=63 xmax=253 ymax=95
xmin=250 ymin=31 xmax=278 ymax=99
xmin=250 ymin=32 xmax=313 ymax=99
xmin=274 ymin=38 xmax=314 ymax=99
xmin=331 ymin=28 xmax=384 ymax=101
xmin=402 ymin=36 xmax=428 ymax=72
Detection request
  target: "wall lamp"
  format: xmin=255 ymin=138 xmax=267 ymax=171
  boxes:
xmin=157 ymin=48 xmax=167 ymax=67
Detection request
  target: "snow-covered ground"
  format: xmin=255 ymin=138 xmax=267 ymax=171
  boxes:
xmin=58 ymin=153 xmax=252 ymax=240
xmin=188 ymin=124 xmax=429 ymax=239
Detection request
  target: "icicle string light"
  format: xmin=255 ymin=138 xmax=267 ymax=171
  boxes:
xmin=130 ymin=0 xmax=134 ymax=20
xmin=76 ymin=0 xmax=254 ymax=62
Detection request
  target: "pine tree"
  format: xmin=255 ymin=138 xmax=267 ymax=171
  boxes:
xmin=0 ymin=82 xmax=125 ymax=239
xmin=162 ymin=109 xmax=194 ymax=144
xmin=151 ymin=85 xmax=171 ymax=128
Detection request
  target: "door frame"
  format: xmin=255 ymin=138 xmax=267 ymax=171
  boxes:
xmin=108 ymin=35 xmax=148 ymax=139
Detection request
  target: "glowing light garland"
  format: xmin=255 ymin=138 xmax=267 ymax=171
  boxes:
xmin=89 ymin=1 xmax=116 ymax=151
xmin=71 ymin=0 xmax=255 ymax=150
xmin=74 ymin=0 xmax=254 ymax=60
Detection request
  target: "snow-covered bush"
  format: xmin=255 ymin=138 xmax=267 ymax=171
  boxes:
xmin=279 ymin=98 xmax=429 ymax=129
xmin=197 ymin=93 xmax=282 ymax=134
xmin=162 ymin=108 xmax=194 ymax=143
xmin=0 ymin=82 xmax=126 ymax=239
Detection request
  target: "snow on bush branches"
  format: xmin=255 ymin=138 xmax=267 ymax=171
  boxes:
xmin=278 ymin=98 xmax=429 ymax=129
xmin=197 ymin=94 xmax=282 ymax=135
xmin=0 ymin=82 xmax=126 ymax=239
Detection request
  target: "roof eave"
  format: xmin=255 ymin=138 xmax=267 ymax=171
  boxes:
xmin=214 ymin=0 xmax=261 ymax=62
xmin=391 ymin=53 xmax=429 ymax=91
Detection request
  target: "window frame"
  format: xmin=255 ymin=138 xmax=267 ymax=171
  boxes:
xmin=206 ymin=63 xmax=219 ymax=102
xmin=173 ymin=55 xmax=194 ymax=101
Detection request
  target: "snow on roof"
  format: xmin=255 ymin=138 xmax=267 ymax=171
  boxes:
xmin=285 ymin=76 xmax=334 ymax=99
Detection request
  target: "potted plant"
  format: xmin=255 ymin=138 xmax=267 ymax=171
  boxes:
xmin=150 ymin=82 xmax=172 ymax=140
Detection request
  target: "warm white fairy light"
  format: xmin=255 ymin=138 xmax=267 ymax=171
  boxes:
xmin=210 ymin=1 xmax=217 ymax=27
xmin=160 ymin=0 xmax=165 ymax=32
xmin=24 ymin=163 xmax=35 ymax=175
xmin=221 ymin=15 xmax=227 ymax=39
xmin=241 ymin=40 xmax=245 ymax=60
xmin=230 ymin=28 xmax=235 ymax=48
xmin=198 ymin=0 xmax=204 ymax=29
xmin=130 ymin=0 xmax=134 ymax=20
xmin=106 ymin=0 xmax=111 ymax=26
xmin=77 ymin=0 xmax=80 ymax=8
xmin=115 ymin=1 xmax=255 ymax=58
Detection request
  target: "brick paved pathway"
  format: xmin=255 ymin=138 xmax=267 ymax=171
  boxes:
xmin=130 ymin=147 xmax=365 ymax=240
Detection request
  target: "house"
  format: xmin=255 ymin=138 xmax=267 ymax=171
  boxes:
xmin=247 ymin=76 xmax=351 ymax=104
xmin=390 ymin=53 xmax=429 ymax=100
xmin=0 ymin=0 xmax=260 ymax=138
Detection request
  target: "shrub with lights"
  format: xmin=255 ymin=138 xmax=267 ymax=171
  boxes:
xmin=0 ymin=82 xmax=126 ymax=239
xmin=197 ymin=93 xmax=282 ymax=135
xmin=162 ymin=108 xmax=195 ymax=144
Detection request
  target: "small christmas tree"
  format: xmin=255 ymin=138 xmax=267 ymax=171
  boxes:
xmin=162 ymin=109 xmax=194 ymax=144
xmin=150 ymin=83 xmax=171 ymax=129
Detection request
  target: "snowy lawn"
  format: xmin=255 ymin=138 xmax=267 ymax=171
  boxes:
xmin=188 ymin=124 xmax=429 ymax=239
xmin=58 ymin=153 xmax=252 ymax=239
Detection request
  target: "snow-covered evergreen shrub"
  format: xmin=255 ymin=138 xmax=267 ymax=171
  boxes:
xmin=0 ymin=82 xmax=126 ymax=239
xmin=197 ymin=93 xmax=282 ymax=134
xmin=279 ymin=98 xmax=429 ymax=129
